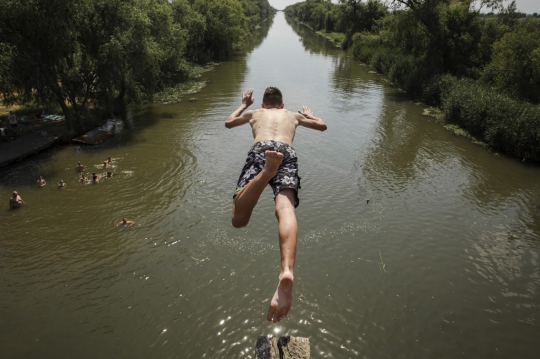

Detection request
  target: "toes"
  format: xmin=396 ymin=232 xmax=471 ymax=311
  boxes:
xmin=267 ymin=307 xmax=276 ymax=322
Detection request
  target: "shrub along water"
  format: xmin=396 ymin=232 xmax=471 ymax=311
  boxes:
xmin=440 ymin=76 xmax=540 ymax=161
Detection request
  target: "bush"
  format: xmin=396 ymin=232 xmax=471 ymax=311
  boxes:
xmin=481 ymin=20 xmax=540 ymax=104
xmin=441 ymin=76 xmax=540 ymax=161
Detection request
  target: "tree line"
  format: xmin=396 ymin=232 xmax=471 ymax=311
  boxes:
xmin=285 ymin=0 xmax=540 ymax=162
xmin=0 ymin=0 xmax=275 ymax=132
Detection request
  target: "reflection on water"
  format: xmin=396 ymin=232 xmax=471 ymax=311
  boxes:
xmin=1 ymin=12 xmax=540 ymax=359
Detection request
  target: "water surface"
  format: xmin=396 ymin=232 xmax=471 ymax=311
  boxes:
xmin=1 ymin=13 xmax=539 ymax=358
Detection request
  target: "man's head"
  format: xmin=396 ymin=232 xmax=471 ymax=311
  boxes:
xmin=262 ymin=87 xmax=284 ymax=109
xmin=12 ymin=191 xmax=18 ymax=197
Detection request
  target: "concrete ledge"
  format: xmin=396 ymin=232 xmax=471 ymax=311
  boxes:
xmin=256 ymin=336 xmax=310 ymax=359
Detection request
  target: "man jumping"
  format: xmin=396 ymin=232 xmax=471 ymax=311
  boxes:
xmin=225 ymin=87 xmax=327 ymax=323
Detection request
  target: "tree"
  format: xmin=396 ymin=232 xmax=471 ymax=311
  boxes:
xmin=482 ymin=20 xmax=540 ymax=104
xmin=0 ymin=0 xmax=275 ymax=130
xmin=0 ymin=0 xmax=189 ymax=131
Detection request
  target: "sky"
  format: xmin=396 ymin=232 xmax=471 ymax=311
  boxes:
xmin=268 ymin=0 xmax=539 ymax=14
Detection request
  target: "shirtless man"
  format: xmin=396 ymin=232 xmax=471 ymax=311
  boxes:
xmin=225 ymin=87 xmax=327 ymax=323
xmin=9 ymin=191 xmax=24 ymax=209
xmin=92 ymin=172 xmax=99 ymax=183
xmin=58 ymin=180 xmax=66 ymax=188
xmin=36 ymin=175 xmax=46 ymax=187
xmin=76 ymin=162 xmax=86 ymax=172
xmin=80 ymin=173 xmax=89 ymax=183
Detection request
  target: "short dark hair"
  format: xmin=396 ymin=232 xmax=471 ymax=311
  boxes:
xmin=262 ymin=87 xmax=283 ymax=107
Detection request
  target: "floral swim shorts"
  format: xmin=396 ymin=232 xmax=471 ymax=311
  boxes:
xmin=233 ymin=140 xmax=301 ymax=208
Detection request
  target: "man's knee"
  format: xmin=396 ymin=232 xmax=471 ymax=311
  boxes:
xmin=232 ymin=215 xmax=249 ymax=228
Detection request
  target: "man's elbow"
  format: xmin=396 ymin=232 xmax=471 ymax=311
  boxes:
xmin=319 ymin=124 xmax=327 ymax=131
xmin=225 ymin=121 xmax=233 ymax=129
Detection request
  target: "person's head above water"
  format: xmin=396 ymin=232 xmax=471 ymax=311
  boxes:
xmin=262 ymin=87 xmax=284 ymax=109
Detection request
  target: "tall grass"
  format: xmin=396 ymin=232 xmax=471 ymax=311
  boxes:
xmin=441 ymin=77 xmax=540 ymax=161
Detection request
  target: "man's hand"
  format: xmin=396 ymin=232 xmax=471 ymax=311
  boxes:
xmin=226 ymin=88 xmax=255 ymax=129
xmin=298 ymin=106 xmax=314 ymax=119
xmin=297 ymin=105 xmax=327 ymax=131
xmin=242 ymin=88 xmax=254 ymax=108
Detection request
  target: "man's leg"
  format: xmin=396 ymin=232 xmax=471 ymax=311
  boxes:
xmin=267 ymin=188 xmax=297 ymax=323
xmin=231 ymin=151 xmax=283 ymax=228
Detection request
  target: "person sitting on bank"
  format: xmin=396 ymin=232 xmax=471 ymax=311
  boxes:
xmin=36 ymin=175 xmax=46 ymax=187
xmin=76 ymin=162 xmax=86 ymax=172
xmin=116 ymin=218 xmax=135 ymax=227
xmin=9 ymin=191 xmax=24 ymax=209
xmin=80 ymin=173 xmax=89 ymax=183
xmin=58 ymin=180 xmax=66 ymax=188
xmin=92 ymin=172 xmax=99 ymax=183
xmin=8 ymin=111 xmax=18 ymax=130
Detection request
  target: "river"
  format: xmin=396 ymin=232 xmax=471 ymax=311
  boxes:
xmin=1 ymin=13 xmax=539 ymax=358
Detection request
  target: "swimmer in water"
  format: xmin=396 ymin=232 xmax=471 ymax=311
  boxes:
xmin=107 ymin=156 xmax=113 ymax=163
xmin=106 ymin=171 xmax=113 ymax=178
xmin=92 ymin=172 xmax=99 ymax=183
xmin=76 ymin=162 xmax=86 ymax=172
xmin=58 ymin=180 xmax=66 ymax=188
xmin=36 ymin=175 xmax=46 ymax=187
xmin=9 ymin=191 xmax=25 ymax=209
xmin=102 ymin=161 xmax=108 ymax=168
xmin=116 ymin=218 xmax=135 ymax=227
xmin=80 ymin=173 xmax=89 ymax=183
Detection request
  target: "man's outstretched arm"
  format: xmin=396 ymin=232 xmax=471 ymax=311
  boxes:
xmin=225 ymin=88 xmax=255 ymax=129
xmin=297 ymin=106 xmax=327 ymax=131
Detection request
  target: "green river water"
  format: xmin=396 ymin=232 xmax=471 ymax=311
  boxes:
xmin=1 ymin=13 xmax=539 ymax=358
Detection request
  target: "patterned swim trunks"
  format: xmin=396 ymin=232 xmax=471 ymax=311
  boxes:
xmin=233 ymin=140 xmax=301 ymax=208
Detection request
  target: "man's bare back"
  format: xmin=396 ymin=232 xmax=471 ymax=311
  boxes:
xmin=225 ymin=88 xmax=326 ymax=144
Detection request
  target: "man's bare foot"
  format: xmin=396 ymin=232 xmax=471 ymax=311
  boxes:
xmin=266 ymin=271 xmax=294 ymax=323
xmin=262 ymin=151 xmax=283 ymax=179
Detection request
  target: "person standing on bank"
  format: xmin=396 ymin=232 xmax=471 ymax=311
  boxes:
xmin=225 ymin=87 xmax=327 ymax=323
xmin=8 ymin=111 xmax=18 ymax=130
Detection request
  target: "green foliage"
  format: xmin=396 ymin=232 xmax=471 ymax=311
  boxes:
xmin=285 ymin=0 xmax=387 ymax=48
xmin=317 ymin=30 xmax=346 ymax=45
xmin=481 ymin=20 xmax=540 ymax=104
xmin=440 ymin=76 xmax=540 ymax=161
xmin=0 ymin=0 xmax=275 ymax=130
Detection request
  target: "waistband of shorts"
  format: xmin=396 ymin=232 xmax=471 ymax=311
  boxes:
xmin=251 ymin=140 xmax=293 ymax=150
